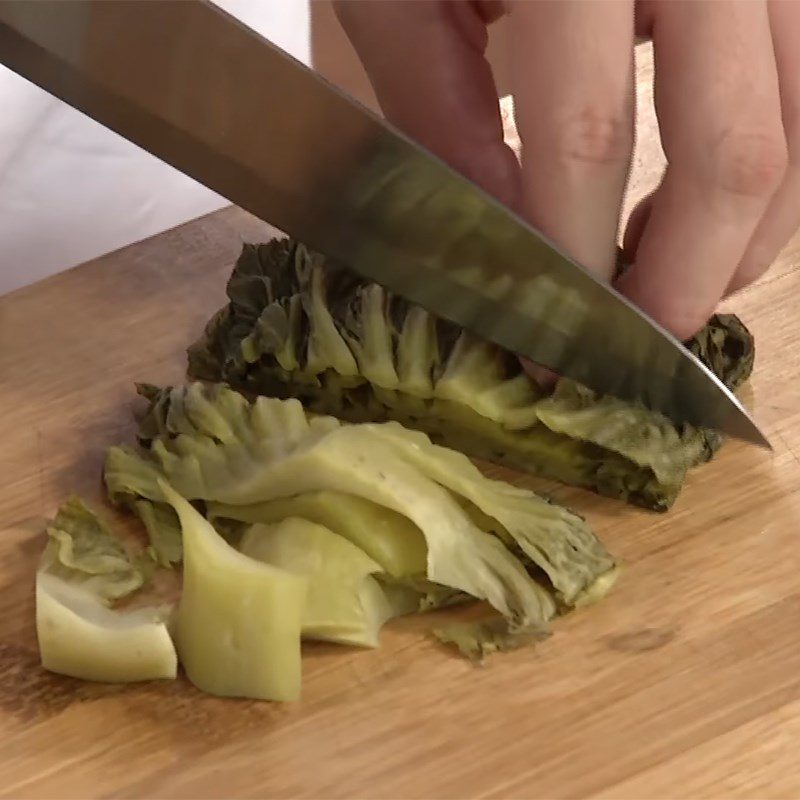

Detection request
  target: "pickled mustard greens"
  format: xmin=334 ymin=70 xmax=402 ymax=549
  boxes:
xmin=36 ymin=377 xmax=621 ymax=699
xmin=208 ymin=490 xmax=428 ymax=578
xmin=40 ymin=496 xmax=146 ymax=603
xmin=364 ymin=423 xmax=615 ymax=607
xmin=104 ymin=382 xmax=617 ymax=645
xmin=240 ymin=517 xmax=400 ymax=648
xmin=36 ymin=573 xmax=177 ymax=683
xmin=433 ymin=616 xmax=550 ymax=662
xmin=35 ymin=497 xmax=177 ymax=683
xmin=162 ymin=481 xmax=307 ymax=702
xmin=187 ymin=238 xmax=755 ymax=510
xmin=131 ymin=500 xmax=183 ymax=567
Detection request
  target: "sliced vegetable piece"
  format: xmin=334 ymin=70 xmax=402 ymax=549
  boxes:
xmin=35 ymin=496 xmax=175 ymax=683
xmin=363 ymin=422 xmax=616 ymax=606
xmin=240 ymin=517 xmax=396 ymax=648
xmin=161 ymin=481 xmax=307 ymax=702
xmin=132 ymin=499 xmax=183 ymax=566
xmin=36 ymin=572 xmax=176 ymax=683
xmin=41 ymin=496 xmax=145 ymax=604
xmin=105 ymin=383 xmax=621 ymax=657
xmin=104 ymin=445 xmax=164 ymax=508
xmin=208 ymin=490 xmax=427 ymax=578
xmin=110 ymin=388 xmax=561 ymax=637
xmin=433 ymin=616 xmax=550 ymax=663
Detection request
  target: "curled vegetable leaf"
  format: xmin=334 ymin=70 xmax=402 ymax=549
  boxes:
xmin=132 ymin=500 xmax=183 ymax=567
xmin=104 ymin=383 xmax=618 ymax=649
xmin=41 ymin=496 xmax=145 ymax=604
xmin=36 ymin=572 xmax=177 ymax=683
xmin=363 ymin=422 xmax=616 ymax=607
xmin=36 ymin=497 xmax=176 ymax=683
xmin=240 ymin=517 xmax=400 ymax=648
xmin=208 ymin=490 xmax=428 ymax=579
xmin=161 ymin=480 xmax=308 ymax=702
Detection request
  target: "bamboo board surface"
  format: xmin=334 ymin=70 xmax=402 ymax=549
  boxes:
xmin=1 ymin=45 xmax=799 ymax=800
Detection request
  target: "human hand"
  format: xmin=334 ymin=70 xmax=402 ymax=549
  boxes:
xmin=334 ymin=0 xmax=800 ymax=342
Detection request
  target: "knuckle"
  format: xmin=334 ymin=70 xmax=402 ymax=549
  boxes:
xmin=558 ymin=109 xmax=632 ymax=166
xmin=709 ymin=129 xmax=788 ymax=198
xmin=624 ymin=284 xmax=714 ymax=342
xmin=668 ymin=308 xmax=718 ymax=343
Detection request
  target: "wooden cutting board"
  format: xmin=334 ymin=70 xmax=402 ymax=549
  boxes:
xmin=1 ymin=46 xmax=799 ymax=800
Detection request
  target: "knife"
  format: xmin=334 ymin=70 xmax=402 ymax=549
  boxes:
xmin=0 ymin=0 xmax=769 ymax=447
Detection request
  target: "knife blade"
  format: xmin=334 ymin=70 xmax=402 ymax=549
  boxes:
xmin=0 ymin=0 xmax=769 ymax=447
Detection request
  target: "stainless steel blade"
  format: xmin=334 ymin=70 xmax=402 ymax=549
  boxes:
xmin=0 ymin=0 xmax=769 ymax=447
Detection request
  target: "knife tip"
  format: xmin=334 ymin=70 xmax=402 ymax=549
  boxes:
xmin=725 ymin=414 xmax=772 ymax=451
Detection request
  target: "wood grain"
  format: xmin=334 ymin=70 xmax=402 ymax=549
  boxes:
xmin=1 ymin=44 xmax=799 ymax=800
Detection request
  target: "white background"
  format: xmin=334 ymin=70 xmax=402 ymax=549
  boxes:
xmin=0 ymin=0 xmax=311 ymax=295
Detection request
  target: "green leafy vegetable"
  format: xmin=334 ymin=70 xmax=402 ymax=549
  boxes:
xmin=161 ymin=480 xmax=307 ymax=702
xmin=364 ymin=422 xmax=616 ymax=607
xmin=104 ymin=382 xmax=618 ymax=651
xmin=240 ymin=517 xmax=403 ymax=648
xmin=36 ymin=497 xmax=176 ymax=683
xmin=208 ymin=490 xmax=428 ymax=579
xmin=186 ymin=238 xmax=755 ymax=510
xmin=36 ymin=574 xmax=177 ymax=683
xmin=132 ymin=500 xmax=183 ymax=567
xmin=41 ymin=496 xmax=145 ymax=604
xmin=433 ymin=616 xmax=550 ymax=663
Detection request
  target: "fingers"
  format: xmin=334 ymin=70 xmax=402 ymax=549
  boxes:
xmin=617 ymin=0 xmax=787 ymax=340
xmin=506 ymin=0 xmax=635 ymax=278
xmin=622 ymin=190 xmax=656 ymax=263
xmin=333 ymin=0 xmax=521 ymax=210
xmin=726 ymin=0 xmax=800 ymax=294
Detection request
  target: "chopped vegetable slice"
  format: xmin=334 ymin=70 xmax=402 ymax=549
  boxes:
xmin=104 ymin=384 xmax=619 ymax=645
xmin=132 ymin=499 xmax=183 ymax=567
xmin=363 ymin=422 xmax=616 ymax=606
xmin=35 ymin=497 xmax=176 ymax=683
xmin=240 ymin=517 xmax=398 ymax=648
xmin=208 ymin=490 xmax=427 ymax=578
xmin=161 ymin=481 xmax=307 ymax=702
xmin=433 ymin=616 xmax=550 ymax=664
xmin=41 ymin=496 xmax=145 ymax=604
xmin=36 ymin=572 xmax=176 ymax=683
